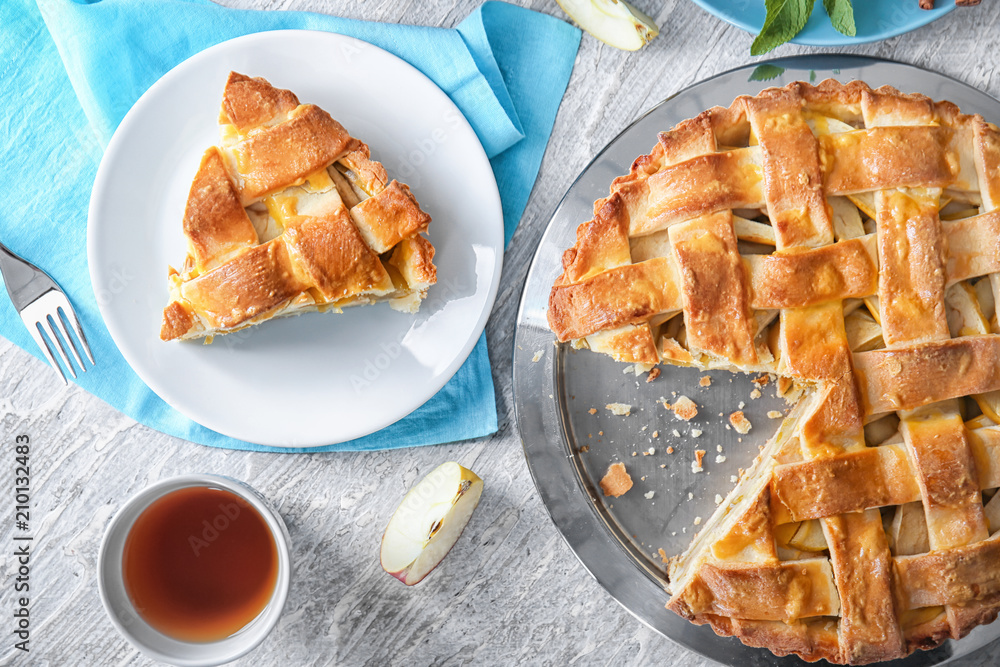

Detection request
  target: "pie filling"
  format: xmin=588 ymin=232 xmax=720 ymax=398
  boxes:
xmin=161 ymin=72 xmax=436 ymax=342
xmin=547 ymin=80 xmax=1000 ymax=664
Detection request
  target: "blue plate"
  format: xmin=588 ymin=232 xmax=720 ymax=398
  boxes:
xmin=690 ymin=0 xmax=954 ymax=46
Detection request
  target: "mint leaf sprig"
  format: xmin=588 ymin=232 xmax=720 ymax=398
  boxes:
xmin=750 ymin=0 xmax=857 ymax=56
xmin=823 ymin=0 xmax=857 ymax=37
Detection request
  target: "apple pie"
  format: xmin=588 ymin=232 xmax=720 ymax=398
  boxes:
xmin=548 ymin=80 xmax=1000 ymax=663
xmin=160 ymin=72 xmax=436 ymax=341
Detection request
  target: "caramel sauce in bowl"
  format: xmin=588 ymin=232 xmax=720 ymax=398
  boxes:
xmin=98 ymin=475 xmax=291 ymax=666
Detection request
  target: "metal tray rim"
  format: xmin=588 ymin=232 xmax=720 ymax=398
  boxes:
xmin=512 ymin=54 xmax=1000 ymax=667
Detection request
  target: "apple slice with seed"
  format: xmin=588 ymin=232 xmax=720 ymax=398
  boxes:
xmin=380 ymin=462 xmax=484 ymax=585
xmin=556 ymin=0 xmax=659 ymax=51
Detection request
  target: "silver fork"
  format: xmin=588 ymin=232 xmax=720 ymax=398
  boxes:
xmin=0 ymin=241 xmax=95 ymax=384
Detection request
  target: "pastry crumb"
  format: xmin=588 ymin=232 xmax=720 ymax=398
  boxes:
xmin=588 ymin=408 xmax=597 ymax=415
xmin=644 ymin=491 xmax=655 ymax=499
xmin=699 ymin=375 xmax=711 ymax=387
xmin=716 ymin=445 xmax=723 ymax=452
xmin=631 ymin=451 xmax=637 ymax=457
xmin=658 ymin=548 xmax=669 ymax=564
xmin=714 ymin=494 xmax=723 ymax=505
xmin=672 ymin=429 xmax=681 ymax=437
xmin=672 ymin=395 xmax=698 ymax=421
xmin=688 ymin=492 xmax=694 ymax=500
xmin=580 ymin=445 xmax=589 ymax=453
xmin=691 ymin=429 xmax=703 ymax=437
xmin=652 ymin=430 xmax=659 ymax=438
xmin=531 ymin=350 xmax=544 ymax=362
xmin=646 ymin=367 xmax=661 ymax=382
xmin=692 ymin=449 xmax=706 ymax=472
xmin=599 ymin=463 xmax=633 ymax=498
xmin=606 ymin=403 xmax=632 ymax=416
xmin=716 ymin=455 xmax=727 ymax=463
xmin=660 ymin=464 xmax=666 ymax=468
xmin=694 ymin=516 xmax=702 ymax=525
xmin=645 ymin=447 xmax=655 ymax=456
xmin=738 ymin=401 xmax=746 ymax=409
xmin=729 ymin=411 xmax=752 ymax=434
xmin=730 ymin=474 xmax=738 ymax=483
xmin=750 ymin=387 xmax=762 ymax=399
xmin=767 ymin=410 xmax=783 ymax=419
xmin=666 ymin=446 xmax=674 ymax=454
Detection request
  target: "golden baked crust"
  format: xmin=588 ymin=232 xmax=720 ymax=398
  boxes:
xmin=350 ymin=180 xmax=432 ymax=253
xmin=228 ymin=104 xmax=360 ymax=204
xmin=220 ymin=71 xmax=299 ymax=131
xmin=181 ymin=147 xmax=258 ymax=272
xmin=161 ymin=72 xmax=437 ymax=341
xmin=179 ymin=238 xmax=307 ymax=330
xmin=547 ymin=79 xmax=1000 ymax=664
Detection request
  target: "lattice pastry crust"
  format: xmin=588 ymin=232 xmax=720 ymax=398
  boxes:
xmin=161 ymin=72 xmax=436 ymax=341
xmin=547 ymin=80 xmax=1000 ymax=664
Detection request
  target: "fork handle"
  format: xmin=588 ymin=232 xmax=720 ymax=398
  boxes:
xmin=0 ymin=241 xmax=54 ymax=308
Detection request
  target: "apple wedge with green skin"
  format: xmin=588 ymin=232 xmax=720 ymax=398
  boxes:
xmin=556 ymin=0 xmax=659 ymax=51
xmin=381 ymin=462 xmax=484 ymax=585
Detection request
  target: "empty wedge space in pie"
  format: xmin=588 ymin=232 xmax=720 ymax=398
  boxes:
xmin=160 ymin=72 xmax=436 ymax=342
xmin=547 ymin=80 xmax=1000 ymax=664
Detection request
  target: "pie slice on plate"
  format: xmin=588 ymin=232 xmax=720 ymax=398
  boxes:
xmin=161 ymin=72 xmax=436 ymax=341
xmin=547 ymin=79 xmax=1000 ymax=664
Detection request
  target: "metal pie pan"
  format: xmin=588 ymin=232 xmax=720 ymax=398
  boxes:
xmin=512 ymin=55 xmax=1000 ymax=666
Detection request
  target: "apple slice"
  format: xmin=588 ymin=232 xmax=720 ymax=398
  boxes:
xmin=555 ymin=0 xmax=659 ymax=51
xmin=974 ymin=389 xmax=1000 ymax=425
xmin=380 ymin=462 xmax=484 ymax=585
xmin=788 ymin=519 xmax=828 ymax=552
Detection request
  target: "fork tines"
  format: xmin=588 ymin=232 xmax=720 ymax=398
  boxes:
xmin=20 ymin=291 xmax=95 ymax=384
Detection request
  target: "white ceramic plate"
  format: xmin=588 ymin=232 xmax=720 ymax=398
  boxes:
xmin=88 ymin=30 xmax=503 ymax=447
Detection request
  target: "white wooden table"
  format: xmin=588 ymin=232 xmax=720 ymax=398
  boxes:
xmin=4 ymin=1 xmax=1000 ymax=664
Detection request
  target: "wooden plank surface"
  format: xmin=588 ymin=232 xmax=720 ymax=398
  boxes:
xmin=4 ymin=0 xmax=1000 ymax=664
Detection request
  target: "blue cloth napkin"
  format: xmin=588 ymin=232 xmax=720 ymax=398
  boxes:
xmin=0 ymin=0 xmax=579 ymax=452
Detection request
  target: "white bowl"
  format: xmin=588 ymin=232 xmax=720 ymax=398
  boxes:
xmin=97 ymin=474 xmax=292 ymax=666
